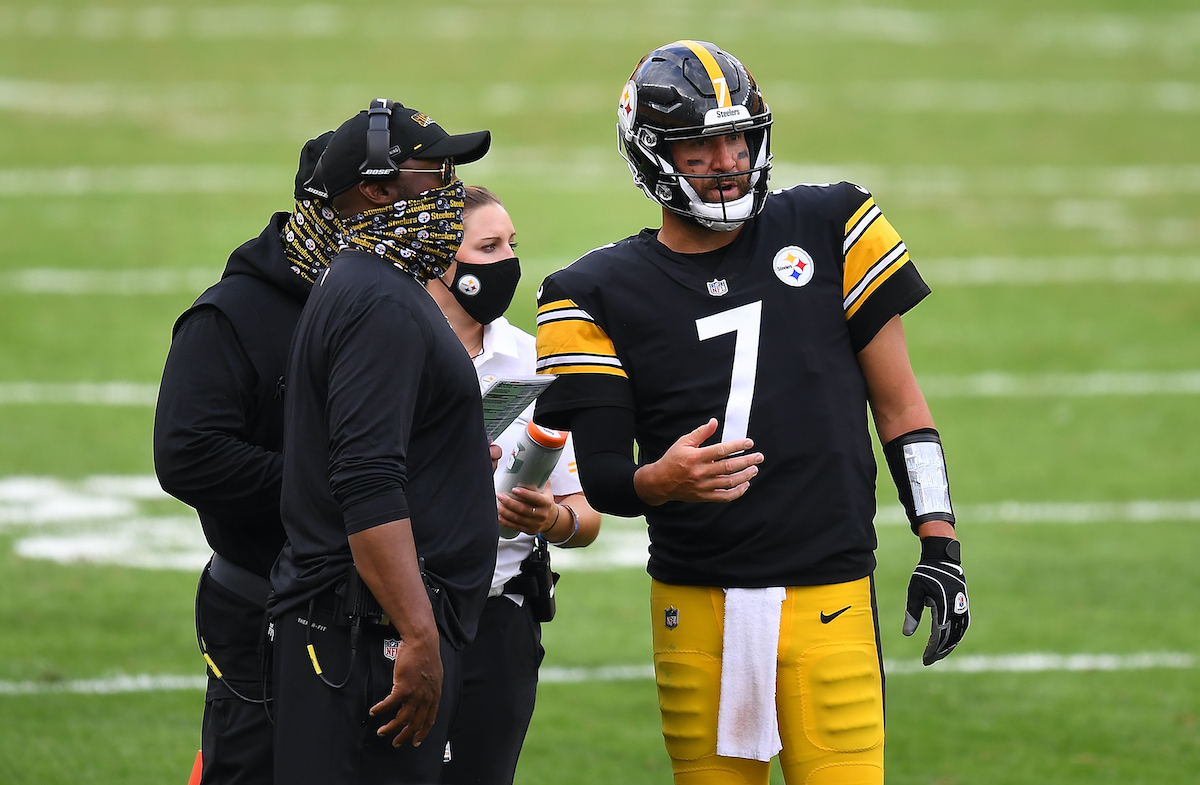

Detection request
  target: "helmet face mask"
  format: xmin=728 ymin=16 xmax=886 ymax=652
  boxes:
xmin=617 ymin=40 xmax=773 ymax=231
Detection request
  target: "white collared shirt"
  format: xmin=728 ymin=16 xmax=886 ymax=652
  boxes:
xmin=476 ymin=316 xmax=582 ymax=600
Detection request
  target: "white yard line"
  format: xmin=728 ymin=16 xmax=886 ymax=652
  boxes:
xmin=8 ymin=257 xmax=1199 ymax=296
xmin=0 ymin=674 xmax=208 ymax=695
xmin=875 ymin=500 xmax=1200 ymax=527
xmin=6 ymin=77 xmax=1200 ymax=121
xmin=918 ymin=256 xmax=1200 ymax=284
xmin=11 ymin=268 xmax=220 ymax=294
xmin=0 ymin=383 xmax=159 ymax=405
xmin=0 ymin=7 xmax=1198 ymax=55
xmin=4 ymin=161 xmax=1200 ymax=198
xmin=4 ymin=372 xmax=1200 ymax=408
xmin=766 ymin=80 xmax=1200 ymax=114
xmin=919 ymin=371 xmax=1200 ymax=397
xmin=769 ymin=162 xmax=1200 ymax=199
xmin=884 ymin=652 xmax=1196 ymax=675
xmin=3 ymin=474 xmax=1199 ymax=572
xmin=2 ymin=652 xmax=1193 ymax=695
xmin=0 ymin=164 xmax=285 ymax=196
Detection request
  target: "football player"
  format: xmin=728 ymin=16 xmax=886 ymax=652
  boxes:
xmin=533 ymin=40 xmax=970 ymax=785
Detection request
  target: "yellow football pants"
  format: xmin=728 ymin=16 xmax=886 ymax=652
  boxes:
xmin=650 ymin=578 xmax=884 ymax=785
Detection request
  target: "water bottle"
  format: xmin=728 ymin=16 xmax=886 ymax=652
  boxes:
xmin=494 ymin=421 xmax=568 ymax=538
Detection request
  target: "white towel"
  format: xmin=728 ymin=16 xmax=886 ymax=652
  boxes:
xmin=716 ymin=586 xmax=786 ymax=761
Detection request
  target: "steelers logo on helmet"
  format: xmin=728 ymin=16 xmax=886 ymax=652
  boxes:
xmin=617 ymin=80 xmax=638 ymax=136
xmin=772 ymin=245 xmax=814 ymax=288
xmin=457 ymin=274 xmax=482 ymax=297
xmin=616 ymin=40 xmax=773 ymax=232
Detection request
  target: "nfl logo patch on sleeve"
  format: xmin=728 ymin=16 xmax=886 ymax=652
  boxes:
xmin=665 ymin=606 xmax=679 ymax=630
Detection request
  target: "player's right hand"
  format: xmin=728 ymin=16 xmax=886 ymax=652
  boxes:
xmin=634 ymin=418 xmax=763 ymax=505
xmin=370 ymin=630 xmax=443 ymax=748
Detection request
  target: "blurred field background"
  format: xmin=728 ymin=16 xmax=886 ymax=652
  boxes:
xmin=2 ymin=1 xmax=1199 ymax=783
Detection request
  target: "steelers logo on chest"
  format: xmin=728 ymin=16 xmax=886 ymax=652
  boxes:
xmin=772 ymin=245 xmax=815 ymax=288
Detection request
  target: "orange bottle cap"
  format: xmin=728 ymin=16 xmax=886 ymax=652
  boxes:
xmin=526 ymin=421 xmax=568 ymax=449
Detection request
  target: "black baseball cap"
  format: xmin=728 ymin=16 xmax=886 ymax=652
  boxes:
xmin=313 ymin=100 xmax=491 ymax=198
xmin=294 ymin=130 xmax=335 ymax=200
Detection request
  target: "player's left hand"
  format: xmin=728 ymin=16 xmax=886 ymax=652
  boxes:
xmin=498 ymin=482 xmax=557 ymax=536
xmin=902 ymin=536 xmax=970 ymax=666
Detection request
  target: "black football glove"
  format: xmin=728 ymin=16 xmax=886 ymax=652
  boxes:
xmin=902 ymin=536 xmax=970 ymax=666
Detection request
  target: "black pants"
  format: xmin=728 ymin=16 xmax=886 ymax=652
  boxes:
xmin=197 ymin=570 xmax=273 ymax=785
xmin=441 ymin=596 xmax=543 ymax=785
xmin=272 ymin=599 xmax=461 ymax=785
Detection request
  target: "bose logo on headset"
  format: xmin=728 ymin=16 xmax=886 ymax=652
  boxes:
xmin=362 ymin=98 xmax=399 ymax=178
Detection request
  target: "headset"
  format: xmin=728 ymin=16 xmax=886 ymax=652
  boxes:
xmin=360 ymin=97 xmax=398 ymax=178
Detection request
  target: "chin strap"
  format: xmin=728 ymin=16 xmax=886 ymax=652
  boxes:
xmin=694 ymin=217 xmax=745 ymax=232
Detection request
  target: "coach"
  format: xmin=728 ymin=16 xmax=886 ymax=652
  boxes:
xmin=269 ymin=99 xmax=499 ymax=785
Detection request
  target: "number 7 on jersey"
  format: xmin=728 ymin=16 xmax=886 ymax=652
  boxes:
xmin=695 ymin=300 xmax=763 ymax=443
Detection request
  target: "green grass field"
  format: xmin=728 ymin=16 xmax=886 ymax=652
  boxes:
xmin=2 ymin=1 xmax=1199 ymax=782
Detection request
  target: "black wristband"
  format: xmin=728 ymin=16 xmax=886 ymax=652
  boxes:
xmin=920 ymin=536 xmax=961 ymax=564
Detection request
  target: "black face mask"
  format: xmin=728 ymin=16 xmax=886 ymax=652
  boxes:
xmin=441 ymin=257 xmax=521 ymax=325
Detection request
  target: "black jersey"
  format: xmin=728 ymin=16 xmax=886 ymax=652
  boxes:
xmin=534 ymin=182 xmax=929 ymax=587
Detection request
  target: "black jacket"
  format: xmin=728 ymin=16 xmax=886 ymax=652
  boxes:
xmin=154 ymin=213 xmax=312 ymax=578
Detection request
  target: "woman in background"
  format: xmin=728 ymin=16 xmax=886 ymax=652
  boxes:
xmin=427 ymin=185 xmax=602 ymax=785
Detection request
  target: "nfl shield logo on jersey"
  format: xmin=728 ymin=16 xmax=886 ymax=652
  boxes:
xmin=383 ymin=639 xmax=399 ymax=661
xmin=706 ymin=278 xmax=729 ymax=297
xmin=665 ymin=606 xmax=679 ymax=630
xmin=772 ymin=245 xmax=815 ymax=288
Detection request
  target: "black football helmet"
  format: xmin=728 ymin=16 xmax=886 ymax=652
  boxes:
xmin=617 ymin=40 xmax=772 ymax=231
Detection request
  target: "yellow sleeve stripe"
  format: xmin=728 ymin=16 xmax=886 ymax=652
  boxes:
xmin=845 ymin=197 xmax=876 ymax=237
xmin=537 ymin=363 xmax=628 ymax=378
xmin=537 ymin=298 xmax=578 ymax=316
xmin=537 ymin=364 xmax=624 ymax=379
xmin=844 ymin=245 xmax=910 ymax=318
xmin=537 ymin=319 xmax=618 ymax=359
xmin=844 ymin=202 xmax=881 ymax=256
xmin=844 ymin=209 xmax=904 ymax=297
xmin=535 ymin=316 xmax=627 ymax=378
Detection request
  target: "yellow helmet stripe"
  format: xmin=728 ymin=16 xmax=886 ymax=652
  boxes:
xmin=676 ymin=40 xmax=731 ymax=108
